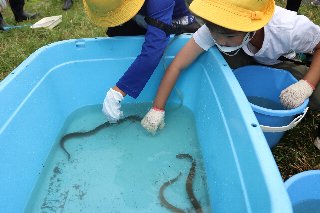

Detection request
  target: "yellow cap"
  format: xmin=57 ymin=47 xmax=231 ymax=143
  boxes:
xmin=189 ymin=0 xmax=275 ymax=32
xmin=83 ymin=0 xmax=145 ymax=27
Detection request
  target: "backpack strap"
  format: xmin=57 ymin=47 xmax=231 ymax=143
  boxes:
xmin=144 ymin=16 xmax=200 ymax=36
xmin=278 ymin=54 xmax=312 ymax=67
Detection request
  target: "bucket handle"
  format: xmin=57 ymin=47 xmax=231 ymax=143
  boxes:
xmin=260 ymin=107 xmax=309 ymax=133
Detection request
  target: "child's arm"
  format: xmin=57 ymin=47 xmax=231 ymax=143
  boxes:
xmin=280 ymin=42 xmax=320 ymax=109
xmin=141 ymin=37 xmax=204 ymax=134
xmin=303 ymin=42 xmax=320 ymax=88
xmin=153 ymin=37 xmax=204 ymax=110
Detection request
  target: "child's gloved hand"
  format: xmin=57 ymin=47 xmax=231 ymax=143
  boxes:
xmin=141 ymin=107 xmax=165 ymax=134
xmin=102 ymin=88 xmax=124 ymax=123
xmin=280 ymin=79 xmax=314 ymax=109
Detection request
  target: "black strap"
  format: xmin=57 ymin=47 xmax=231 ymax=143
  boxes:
xmin=144 ymin=16 xmax=200 ymax=36
xmin=278 ymin=55 xmax=312 ymax=67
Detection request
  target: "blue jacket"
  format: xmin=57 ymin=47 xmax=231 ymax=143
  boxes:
xmin=116 ymin=0 xmax=194 ymax=98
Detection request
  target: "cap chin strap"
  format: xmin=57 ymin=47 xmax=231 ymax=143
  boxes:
xmin=215 ymin=32 xmax=255 ymax=56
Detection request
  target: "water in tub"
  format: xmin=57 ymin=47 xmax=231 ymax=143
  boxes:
xmin=26 ymin=103 xmax=211 ymax=212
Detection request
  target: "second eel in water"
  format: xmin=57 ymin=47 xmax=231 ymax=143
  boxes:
xmin=176 ymin=153 xmax=203 ymax=213
xmin=159 ymin=154 xmax=203 ymax=213
xmin=59 ymin=115 xmax=142 ymax=160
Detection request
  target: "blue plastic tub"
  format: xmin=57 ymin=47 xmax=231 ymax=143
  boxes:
xmin=0 ymin=36 xmax=291 ymax=212
xmin=285 ymin=170 xmax=320 ymax=212
xmin=234 ymin=66 xmax=309 ymax=148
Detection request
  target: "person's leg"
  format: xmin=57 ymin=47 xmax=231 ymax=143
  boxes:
xmin=106 ymin=19 xmax=147 ymax=37
xmin=311 ymin=0 xmax=320 ymax=6
xmin=0 ymin=12 xmax=5 ymax=30
xmin=286 ymin=0 xmax=302 ymax=12
xmin=9 ymin=0 xmax=38 ymax=22
xmin=9 ymin=0 xmax=24 ymax=19
xmin=62 ymin=0 xmax=73 ymax=11
xmin=315 ymin=121 xmax=320 ymax=150
xmin=271 ymin=61 xmax=320 ymax=110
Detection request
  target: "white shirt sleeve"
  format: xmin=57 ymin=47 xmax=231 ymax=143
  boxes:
xmin=192 ymin=24 xmax=215 ymax=51
xmin=291 ymin=15 xmax=320 ymax=53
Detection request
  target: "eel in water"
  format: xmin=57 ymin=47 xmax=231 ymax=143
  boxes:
xmin=60 ymin=115 xmax=142 ymax=160
xmin=159 ymin=172 xmax=185 ymax=213
xmin=159 ymin=154 xmax=203 ymax=213
xmin=176 ymin=154 xmax=203 ymax=213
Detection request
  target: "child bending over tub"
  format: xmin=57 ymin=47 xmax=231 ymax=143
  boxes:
xmin=141 ymin=0 xmax=320 ymax=134
xmin=83 ymin=0 xmax=200 ymax=123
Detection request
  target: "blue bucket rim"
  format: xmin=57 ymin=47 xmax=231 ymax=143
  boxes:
xmin=234 ymin=65 xmax=310 ymax=117
xmin=284 ymin=170 xmax=320 ymax=190
xmin=251 ymin=97 xmax=309 ymax=117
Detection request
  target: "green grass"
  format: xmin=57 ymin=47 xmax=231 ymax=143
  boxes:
xmin=1 ymin=0 xmax=320 ymax=180
xmin=0 ymin=0 xmax=105 ymax=79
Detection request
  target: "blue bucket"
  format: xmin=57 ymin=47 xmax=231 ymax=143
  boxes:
xmin=233 ymin=65 xmax=309 ymax=148
xmin=285 ymin=170 xmax=320 ymax=212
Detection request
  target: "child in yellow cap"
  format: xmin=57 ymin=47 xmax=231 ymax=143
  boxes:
xmin=141 ymin=0 xmax=320 ymax=134
xmin=83 ymin=0 xmax=200 ymax=123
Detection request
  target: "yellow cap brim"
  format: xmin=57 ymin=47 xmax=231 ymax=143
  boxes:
xmin=83 ymin=0 xmax=145 ymax=28
xmin=190 ymin=0 xmax=275 ymax=32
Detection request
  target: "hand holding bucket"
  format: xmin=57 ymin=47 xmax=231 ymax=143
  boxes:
xmin=233 ymin=65 xmax=310 ymax=148
xmin=280 ymin=79 xmax=314 ymax=109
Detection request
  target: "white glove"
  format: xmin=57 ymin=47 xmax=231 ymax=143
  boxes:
xmin=141 ymin=108 xmax=165 ymax=134
xmin=102 ymin=88 xmax=124 ymax=123
xmin=280 ymin=79 xmax=314 ymax=109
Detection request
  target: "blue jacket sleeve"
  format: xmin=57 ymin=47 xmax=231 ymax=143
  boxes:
xmin=116 ymin=0 xmax=190 ymax=98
